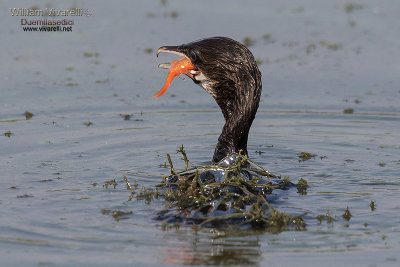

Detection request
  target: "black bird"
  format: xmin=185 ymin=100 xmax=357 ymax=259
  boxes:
xmin=156 ymin=37 xmax=262 ymax=163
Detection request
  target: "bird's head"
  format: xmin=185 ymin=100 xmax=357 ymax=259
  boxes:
xmin=157 ymin=37 xmax=261 ymax=119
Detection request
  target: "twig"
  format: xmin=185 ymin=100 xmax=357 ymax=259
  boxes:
xmin=166 ymin=153 xmax=176 ymax=175
xmin=177 ymin=144 xmax=189 ymax=170
xmin=123 ymin=175 xmax=135 ymax=195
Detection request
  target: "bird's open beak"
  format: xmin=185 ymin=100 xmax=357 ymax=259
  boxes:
xmin=157 ymin=46 xmax=187 ymax=70
xmin=156 ymin=46 xmax=199 ymax=79
xmin=156 ymin=46 xmax=185 ymax=58
xmin=154 ymin=45 xmax=199 ymax=98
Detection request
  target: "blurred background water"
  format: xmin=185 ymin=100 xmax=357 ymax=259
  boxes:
xmin=1 ymin=0 xmax=399 ymax=266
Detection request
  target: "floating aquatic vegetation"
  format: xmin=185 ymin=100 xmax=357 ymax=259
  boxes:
xmin=124 ymin=147 xmax=307 ymax=231
xmin=297 ymin=178 xmax=308 ymax=195
xmin=369 ymin=200 xmax=376 ymax=211
xmin=83 ymin=52 xmax=99 ymax=58
xmin=317 ymin=209 xmax=335 ymax=224
xmin=103 ymin=179 xmax=117 ymax=189
xmin=298 ymin=152 xmax=316 ymax=161
xmin=123 ymin=175 xmax=158 ymax=203
xmin=306 ymin=40 xmax=343 ymax=54
xmin=263 ymin=34 xmax=271 ymax=40
xmin=326 ymin=43 xmax=342 ymax=51
xmin=370 ymin=200 xmax=376 ymax=211
xmin=170 ymin=11 xmax=178 ymax=18
xmin=345 ymin=3 xmax=363 ymax=13
xmin=65 ymin=82 xmax=79 ymax=87
xmin=95 ymin=78 xmax=109 ymax=84
xmin=120 ymin=114 xmax=132 ymax=120
xmin=145 ymin=48 xmax=153 ymax=54
xmin=17 ymin=194 xmax=34 ymax=198
xmin=24 ymin=110 xmax=34 ymax=120
xmin=343 ymin=108 xmax=354 ymax=114
xmin=101 ymin=209 xmax=132 ymax=222
xmin=342 ymin=207 xmax=352 ymax=221
xmin=306 ymin=43 xmax=317 ymax=54
xmin=243 ymin=37 xmax=255 ymax=47
xmin=39 ymin=179 xmax=53 ymax=182
xmin=4 ymin=130 xmax=13 ymax=137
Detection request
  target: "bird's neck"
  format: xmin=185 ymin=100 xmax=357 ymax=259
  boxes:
xmin=212 ymin=96 xmax=258 ymax=163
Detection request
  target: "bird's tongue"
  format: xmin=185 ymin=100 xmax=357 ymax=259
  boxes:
xmin=153 ymin=58 xmax=197 ymax=98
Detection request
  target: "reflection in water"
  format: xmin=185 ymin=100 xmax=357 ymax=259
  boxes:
xmin=160 ymin=229 xmax=261 ymax=266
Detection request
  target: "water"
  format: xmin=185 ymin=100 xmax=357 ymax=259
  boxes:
xmin=1 ymin=0 xmax=400 ymax=266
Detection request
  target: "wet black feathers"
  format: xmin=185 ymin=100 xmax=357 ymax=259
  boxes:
xmin=176 ymin=37 xmax=262 ymax=162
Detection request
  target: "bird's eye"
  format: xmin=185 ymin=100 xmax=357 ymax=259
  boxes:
xmin=190 ymin=50 xmax=197 ymax=62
